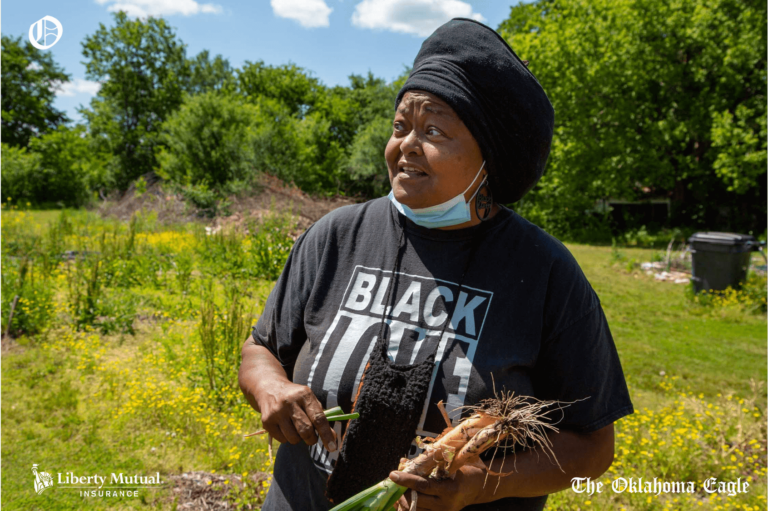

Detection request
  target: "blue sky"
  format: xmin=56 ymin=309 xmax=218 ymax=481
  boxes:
xmin=3 ymin=0 xmax=521 ymax=123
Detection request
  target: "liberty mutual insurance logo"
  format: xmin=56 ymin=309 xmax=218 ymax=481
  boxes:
xmin=32 ymin=464 xmax=54 ymax=495
xmin=28 ymin=16 xmax=63 ymax=50
xmin=29 ymin=463 xmax=164 ymax=499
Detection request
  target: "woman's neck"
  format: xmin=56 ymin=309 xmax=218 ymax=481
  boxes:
xmin=437 ymin=202 xmax=500 ymax=231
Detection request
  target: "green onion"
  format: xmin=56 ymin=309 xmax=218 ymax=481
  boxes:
xmin=329 ymin=478 xmax=406 ymax=511
xmin=324 ymin=407 xmax=359 ymax=422
xmin=324 ymin=406 xmax=344 ymax=417
xmin=326 ymin=412 xmax=360 ymax=422
xmin=329 ymin=479 xmax=390 ymax=511
xmin=245 ymin=407 xmax=357 ymax=439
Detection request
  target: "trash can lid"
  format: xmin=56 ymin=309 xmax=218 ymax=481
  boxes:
xmin=688 ymin=232 xmax=756 ymax=245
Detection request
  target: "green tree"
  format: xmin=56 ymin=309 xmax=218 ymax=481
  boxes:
xmin=237 ymin=61 xmax=323 ymax=117
xmin=343 ymin=116 xmax=393 ymax=197
xmin=317 ymin=72 xmax=399 ymax=154
xmin=1 ymin=35 xmax=70 ymax=148
xmin=187 ymin=50 xmax=235 ymax=94
xmin=157 ymin=92 xmax=256 ymax=186
xmin=342 ymin=70 xmax=406 ymax=130
xmin=499 ymin=0 xmax=766 ymax=235
xmin=81 ymin=11 xmax=189 ymax=190
xmin=235 ymin=64 xmax=405 ymax=196
xmin=237 ymin=62 xmax=358 ymax=193
xmin=711 ymin=104 xmax=767 ymax=194
xmin=334 ymin=69 xmax=409 ymax=196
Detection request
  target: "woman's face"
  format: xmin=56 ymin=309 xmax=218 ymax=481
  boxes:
xmin=385 ymin=90 xmax=485 ymax=210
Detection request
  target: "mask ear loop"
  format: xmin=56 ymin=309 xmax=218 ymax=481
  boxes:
xmin=460 ymin=160 xmax=486 ymax=197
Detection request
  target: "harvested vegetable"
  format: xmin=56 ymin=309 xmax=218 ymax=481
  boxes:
xmin=243 ymin=406 xmax=359 ymax=438
xmin=329 ymin=391 xmax=564 ymax=511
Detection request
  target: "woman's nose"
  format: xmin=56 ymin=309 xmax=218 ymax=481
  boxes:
xmin=400 ymin=128 xmax=423 ymax=156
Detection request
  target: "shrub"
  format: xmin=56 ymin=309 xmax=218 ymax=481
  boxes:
xmin=157 ymin=92 xmax=257 ymax=187
xmin=0 ymin=144 xmax=41 ymax=204
xmin=179 ymin=182 xmax=230 ymax=218
xmin=30 ymin=125 xmax=108 ymax=205
xmin=250 ymin=96 xmax=346 ymax=194
xmin=1 ymin=126 xmax=108 ymax=207
xmin=686 ymin=274 xmax=767 ymax=315
xmin=741 ymin=274 xmax=768 ymax=313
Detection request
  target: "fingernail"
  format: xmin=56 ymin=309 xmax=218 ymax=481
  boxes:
xmin=389 ymin=472 xmax=400 ymax=482
xmin=328 ymin=441 xmax=337 ymax=451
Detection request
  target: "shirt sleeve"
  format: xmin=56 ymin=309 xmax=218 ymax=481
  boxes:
xmin=531 ymin=249 xmax=634 ymax=433
xmin=251 ymin=223 xmax=324 ymax=381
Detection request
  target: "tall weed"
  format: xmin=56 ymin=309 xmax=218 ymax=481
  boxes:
xmin=1 ymin=257 xmax=56 ymax=337
xmin=198 ymin=280 xmax=255 ymax=404
xmin=248 ymin=213 xmax=296 ymax=280
xmin=197 ymin=212 xmax=296 ymax=280
xmin=66 ymin=253 xmax=137 ymax=334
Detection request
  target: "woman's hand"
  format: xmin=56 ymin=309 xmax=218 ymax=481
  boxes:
xmin=390 ymin=465 xmax=487 ymax=511
xmin=391 ymin=424 xmax=615 ymax=509
xmin=239 ymin=339 xmax=337 ymax=452
xmin=258 ymin=379 xmax=338 ymax=450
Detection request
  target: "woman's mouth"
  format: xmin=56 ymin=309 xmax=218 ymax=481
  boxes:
xmin=399 ymin=166 xmax=427 ymax=178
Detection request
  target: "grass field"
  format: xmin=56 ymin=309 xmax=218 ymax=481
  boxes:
xmin=2 ymin=208 xmax=765 ymax=511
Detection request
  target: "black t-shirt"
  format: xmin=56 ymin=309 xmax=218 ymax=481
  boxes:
xmin=253 ymin=197 xmax=634 ymax=511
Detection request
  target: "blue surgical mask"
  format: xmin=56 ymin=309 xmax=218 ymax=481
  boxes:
xmin=388 ymin=160 xmax=487 ymax=229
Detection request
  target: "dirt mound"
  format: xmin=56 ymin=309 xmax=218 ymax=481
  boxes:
xmin=97 ymin=173 xmax=357 ymax=231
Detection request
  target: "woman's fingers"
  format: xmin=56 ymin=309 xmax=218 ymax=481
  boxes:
xmin=265 ymin=427 xmax=287 ymax=445
xmin=256 ymin=382 xmax=338 ymax=450
xmin=291 ymin=406 xmax=319 ymax=446
xmin=389 ymin=471 xmax=440 ymax=496
xmin=260 ymin=412 xmax=288 ymax=444
xmin=265 ymin=412 xmax=310 ymax=446
xmin=302 ymin=392 xmax=338 ymax=451
xmin=277 ymin=417 xmax=304 ymax=444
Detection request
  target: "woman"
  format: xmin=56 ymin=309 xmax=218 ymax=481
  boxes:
xmin=239 ymin=18 xmax=633 ymax=511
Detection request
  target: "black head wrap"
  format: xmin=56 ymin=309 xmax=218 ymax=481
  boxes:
xmin=395 ymin=18 xmax=554 ymax=204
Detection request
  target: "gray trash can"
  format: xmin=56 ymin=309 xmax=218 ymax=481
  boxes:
xmin=688 ymin=232 xmax=757 ymax=293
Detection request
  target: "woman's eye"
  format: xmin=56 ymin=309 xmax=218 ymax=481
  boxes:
xmin=393 ymin=121 xmax=405 ymax=132
xmin=427 ymin=127 xmax=442 ymax=136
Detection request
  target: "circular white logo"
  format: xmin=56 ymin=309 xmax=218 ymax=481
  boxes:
xmin=28 ymin=16 xmax=63 ymax=50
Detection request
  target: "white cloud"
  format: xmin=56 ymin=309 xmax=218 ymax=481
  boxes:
xmin=97 ymin=0 xmax=223 ymax=17
xmin=352 ymin=0 xmax=485 ymax=37
xmin=54 ymin=79 xmax=102 ymax=97
xmin=271 ymin=0 xmax=333 ymax=28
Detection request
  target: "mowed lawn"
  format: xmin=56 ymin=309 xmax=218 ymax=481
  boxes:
xmin=570 ymin=244 xmax=766 ymax=400
xmin=1 ymin=210 xmax=765 ymax=510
